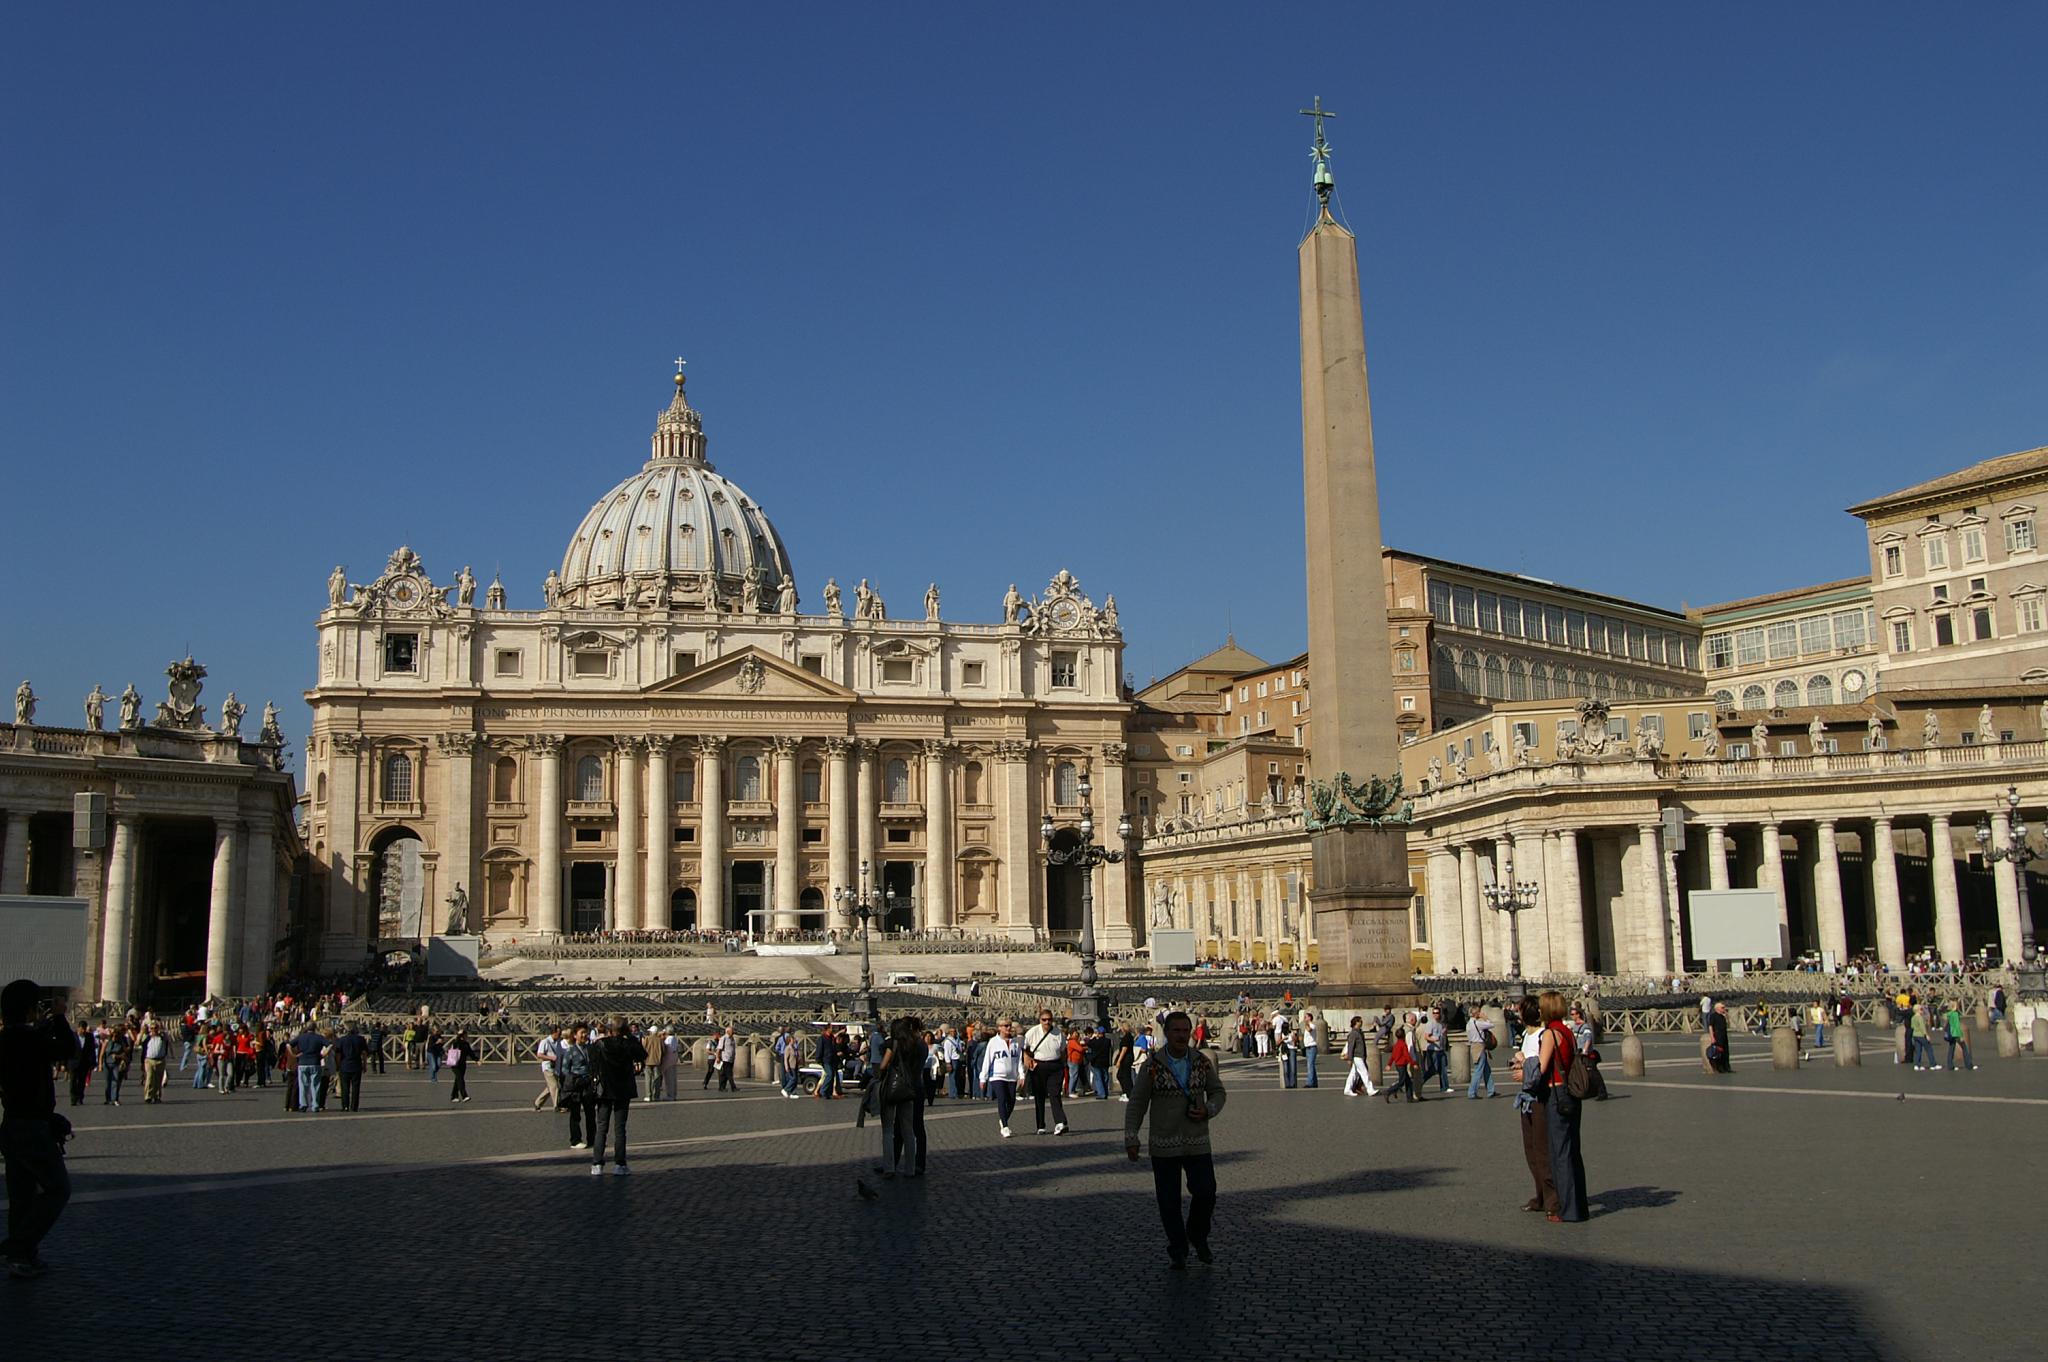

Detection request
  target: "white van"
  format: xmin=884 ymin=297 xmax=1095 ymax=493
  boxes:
xmin=886 ymin=971 xmax=920 ymax=985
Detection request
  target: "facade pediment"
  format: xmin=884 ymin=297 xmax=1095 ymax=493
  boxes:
xmin=643 ymin=647 xmax=856 ymax=703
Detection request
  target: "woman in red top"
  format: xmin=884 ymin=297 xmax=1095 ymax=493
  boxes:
xmin=1382 ymin=1028 xmax=1419 ymax=1104
xmin=1536 ymin=990 xmax=1588 ymax=1222
xmin=206 ymin=1028 xmax=231 ymax=1095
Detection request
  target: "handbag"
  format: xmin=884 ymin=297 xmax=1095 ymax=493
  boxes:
xmin=881 ymin=1056 xmax=915 ymax=1104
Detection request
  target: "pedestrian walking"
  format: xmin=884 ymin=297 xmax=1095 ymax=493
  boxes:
xmin=1 ymin=979 xmax=80 ymax=1281
xmin=66 ymin=1022 xmax=95 ymax=1107
xmin=1942 ymin=1000 xmax=1975 ymax=1071
xmin=1383 ymin=1028 xmax=1419 ymax=1103
xmin=978 ymin=1017 xmax=1024 ymax=1137
xmin=445 ymin=1028 xmax=473 ymax=1101
xmin=1513 ymin=996 xmax=1559 ymax=1216
xmin=533 ymin=1025 xmax=564 ymax=1112
xmin=141 ymin=1021 xmax=170 ymax=1104
xmin=1422 ymin=1007 xmax=1450 ymax=1093
xmin=97 ymin=1024 xmax=133 ymax=1106
xmin=814 ymin=1023 xmax=840 ymax=1099
xmin=586 ymin=1016 xmax=646 ymax=1175
xmin=1022 ymin=1009 xmax=1068 ymax=1135
xmin=714 ymin=1025 xmax=739 ymax=1091
xmin=1113 ymin=1024 xmax=1136 ymax=1102
xmin=1535 ymin=990 xmax=1588 ymax=1223
xmin=1707 ymin=1002 xmax=1732 ymax=1074
xmin=1124 ymin=1011 xmax=1226 ymax=1270
xmin=1341 ymin=1016 xmax=1379 ymax=1097
xmin=1466 ymin=1009 xmax=1497 ymax=1099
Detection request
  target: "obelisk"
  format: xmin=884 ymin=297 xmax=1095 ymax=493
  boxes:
xmin=1296 ymin=99 xmax=1414 ymax=1002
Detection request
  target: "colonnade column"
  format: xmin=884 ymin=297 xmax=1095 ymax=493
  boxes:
xmin=327 ymin=734 xmax=363 ymax=948
xmin=615 ymin=737 xmax=643 ymax=934
xmin=204 ymin=819 xmax=241 ymax=999
xmin=698 ymin=737 xmax=726 ymax=932
xmin=994 ymin=740 xmax=1034 ymax=936
xmin=1706 ymin=822 xmax=1731 ymax=891
xmin=1813 ymin=819 xmax=1847 ymax=965
xmin=643 ymin=736 xmax=672 ymax=932
xmin=773 ymin=737 xmax=801 ymax=932
xmin=922 ymin=739 xmax=952 ymax=930
xmin=1989 ymin=809 xmax=2025 ymax=964
xmin=1456 ymin=843 xmax=1484 ymax=974
xmin=98 ymin=814 xmax=139 ymax=1004
xmin=1512 ymin=827 xmax=1551 ymax=975
xmin=533 ymin=735 xmax=564 ymax=938
xmin=1929 ymin=813 xmax=1964 ymax=962
xmin=0 ymin=809 xmax=28 ymax=894
xmin=1094 ymin=743 xmax=1131 ymax=949
xmin=824 ymin=738 xmax=852 ymax=931
xmin=1759 ymin=822 xmax=1788 ymax=961
xmin=1553 ymin=829 xmax=1586 ymax=974
xmin=240 ymin=817 xmax=276 ymax=992
xmin=1636 ymin=823 xmax=1671 ymax=977
xmin=1425 ymin=847 xmax=1462 ymax=971
xmin=440 ymin=731 xmax=478 ymax=937
xmin=1870 ymin=815 xmax=1905 ymax=969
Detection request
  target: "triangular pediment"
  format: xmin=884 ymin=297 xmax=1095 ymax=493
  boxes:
xmin=643 ymin=646 xmax=856 ymax=702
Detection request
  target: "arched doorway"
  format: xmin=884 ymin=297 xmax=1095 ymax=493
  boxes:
xmin=799 ymin=886 xmax=824 ymax=930
xmin=670 ymin=887 xmax=697 ymax=930
xmin=369 ymin=826 xmax=426 ymax=940
xmin=1044 ymin=827 xmax=1084 ymax=941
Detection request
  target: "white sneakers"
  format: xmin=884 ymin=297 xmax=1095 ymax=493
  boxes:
xmin=1053 ymin=1122 xmax=1069 ymax=1136
xmin=613 ymin=1164 xmax=630 ymax=1176
xmin=1118 ymin=1095 xmax=1130 ymax=1103
xmin=1000 ymin=1125 xmax=1012 ymax=1138
xmin=590 ymin=1165 xmax=603 ymax=1176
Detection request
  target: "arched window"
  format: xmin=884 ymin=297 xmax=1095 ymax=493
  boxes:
xmin=382 ymin=752 xmax=413 ymax=802
xmin=735 ymin=755 xmax=762 ymax=802
xmin=673 ymin=761 xmax=696 ymax=803
xmin=1507 ymin=659 xmax=1528 ymax=700
xmin=1806 ymin=674 xmax=1834 ymax=707
xmin=1434 ymin=646 xmax=1458 ymax=689
xmin=1483 ymin=655 xmax=1505 ymax=699
xmin=1741 ymin=684 xmax=1766 ymax=710
xmin=1136 ymin=792 xmax=1151 ymax=816
xmin=962 ymin=761 xmax=985 ymax=805
xmin=491 ymin=756 xmax=517 ymax=803
xmin=1593 ymin=674 xmax=1614 ymax=701
xmin=1530 ymin=664 xmax=1551 ymax=700
xmin=1712 ymin=689 xmax=1736 ymax=711
xmin=884 ymin=758 xmax=910 ymax=803
xmin=575 ymin=755 xmax=604 ymax=802
xmin=1573 ymin=669 xmax=1592 ymax=697
xmin=1054 ymin=760 xmax=1079 ymax=805
xmin=1773 ymin=679 xmax=1799 ymax=709
xmin=316 ymin=772 xmax=328 ymax=804
xmin=1458 ymin=651 xmax=1481 ymax=694
xmin=1631 ymin=678 xmax=1648 ymax=698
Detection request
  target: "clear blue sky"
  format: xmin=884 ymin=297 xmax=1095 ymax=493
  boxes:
xmin=5 ymin=5 xmax=2044 ymax=743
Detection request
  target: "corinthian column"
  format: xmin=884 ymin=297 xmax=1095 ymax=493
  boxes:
xmin=1813 ymin=819 xmax=1847 ymax=965
xmin=614 ymin=737 xmax=643 ymax=933
xmin=854 ymin=738 xmax=878 ymax=885
xmin=99 ymin=814 xmax=139 ymax=1004
xmin=1930 ymin=813 xmax=1964 ymax=963
xmin=824 ymin=737 xmax=852 ymax=931
xmin=698 ymin=737 xmax=726 ymax=931
xmin=773 ymin=736 xmax=802 ymax=932
xmin=995 ymin=739 xmax=1035 ymax=937
xmin=1870 ymin=815 xmax=1905 ymax=969
xmin=922 ymin=739 xmax=952 ymax=930
xmin=533 ymin=735 xmax=565 ymax=937
xmin=643 ymin=736 xmax=672 ymax=932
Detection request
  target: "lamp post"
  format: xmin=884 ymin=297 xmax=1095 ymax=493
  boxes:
xmin=1482 ymin=879 xmax=1541 ymax=984
xmin=833 ymin=860 xmax=890 ymax=1023
xmin=1976 ymin=786 xmax=2038 ymax=963
xmin=1042 ymin=775 xmax=1131 ymax=1030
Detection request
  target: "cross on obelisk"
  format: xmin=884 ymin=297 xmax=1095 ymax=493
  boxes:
xmin=1300 ymin=96 xmax=1337 ymax=206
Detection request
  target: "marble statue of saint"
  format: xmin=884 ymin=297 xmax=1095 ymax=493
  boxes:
xmin=1751 ymin=718 xmax=1769 ymax=753
xmin=1486 ymin=746 xmax=1505 ymax=772
xmin=445 ymin=884 xmax=469 ymax=936
xmin=485 ymin=574 xmax=506 ymax=610
xmin=741 ymin=570 xmax=763 ymax=615
xmin=1702 ymin=726 xmax=1720 ymax=759
xmin=1978 ymin=703 xmax=1996 ymax=741
xmin=260 ymin=700 xmax=284 ymax=747
xmin=1922 ymin=710 xmax=1941 ymax=747
xmin=14 ymin=681 xmax=35 ymax=725
xmin=542 ymin=569 xmax=562 ymax=606
xmin=653 ymin=577 xmax=671 ymax=608
xmin=778 ymin=575 xmax=798 ymax=615
xmin=456 ymin=565 xmax=476 ymax=607
xmin=1003 ymin=583 xmax=1024 ymax=625
xmin=925 ymin=582 xmax=941 ymax=622
xmin=1555 ymin=720 xmax=1578 ymax=760
xmin=854 ymin=578 xmax=873 ymax=619
xmin=1102 ymin=595 xmax=1119 ymax=631
xmin=84 ymin=684 xmax=107 ymax=731
xmin=868 ymin=589 xmax=886 ymax=621
xmin=823 ymin=578 xmax=842 ymax=618
xmin=328 ymin=565 xmax=348 ymax=606
xmin=1807 ymin=714 xmax=1827 ymax=750
xmin=1425 ymin=757 xmax=1443 ymax=789
xmin=118 ymin=684 xmax=141 ymax=730
xmin=1451 ymin=753 xmax=1469 ymax=783
xmin=1634 ymin=725 xmax=1662 ymax=759
xmin=1866 ymin=711 xmax=1884 ymax=749
xmin=219 ymin=692 xmax=246 ymax=738
xmin=1511 ymin=728 xmax=1530 ymax=765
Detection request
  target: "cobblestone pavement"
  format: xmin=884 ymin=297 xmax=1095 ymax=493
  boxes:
xmin=9 ymin=1027 xmax=2042 ymax=1362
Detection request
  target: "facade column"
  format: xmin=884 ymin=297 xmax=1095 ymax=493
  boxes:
xmin=1706 ymin=822 xmax=1731 ymax=891
xmin=240 ymin=817 xmax=277 ymax=991
xmin=698 ymin=737 xmax=726 ymax=932
xmin=99 ymin=814 xmax=139 ymax=1004
xmin=614 ymin=737 xmax=643 ymax=934
xmin=1989 ymin=809 xmax=2026 ymax=965
xmin=995 ymin=740 xmax=1034 ymax=937
xmin=1511 ymin=827 xmax=1551 ymax=976
xmin=855 ymin=739 xmax=879 ymax=885
xmin=533 ymin=735 xmax=564 ymax=938
xmin=643 ymin=736 xmax=672 ymax=932
xmin=922 ymin=739 xmax=952 ymax=930
xmin=1095 ymin=743 xmax=1133 ymax=949
xmin=1929 ymin=813 xmax=1964 ymax=962
xmin=0 ymin=808 xmax=28 ymax=894
xmin=773 ymin=736 xmax=801 ymax=932
xmin=440 ymin=732 xmax=478 ymax=936
xmin=326 ymin=734 xmax=363 ymax=954
xmin=1635 ymin=823 xmax=1671 ymax=977
xmin=204 ymin=819 xmax=241 ymax=999
xmin=1813 ymin=819 xmax=1847 ymax=966
xmin=1869 ymin=815 xmax=1905 ymax=969
xmin=1456 ymin=843 xmax=1484 ymax=974
xmin=1425 ymin=846 xmax=1462 ymax=972
xmin=1759 ymin=822 xmax=1789 ymax=961
xmin=1553 ymin=828 xmax=1586 ymax=974
xmin=824 ymin=738 xmax=852 ymax=931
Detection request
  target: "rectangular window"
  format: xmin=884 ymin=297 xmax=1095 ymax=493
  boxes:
xmin=1924 ymin=535 xmax=1948 ymax=570
xmin=801 ymin=827 xmax=822 ymax=844
xmin=672 ymin=827 xmax=694 ymax=843
xmin=1606 ymin=717 xmax=1628 ymax=743
xmin=1176 ymin=745 xmax=1193 ymax=757
xmin=1256 ymin=710 xmax=1268 ymax=727
xmin=383 ymin=633 xmax=418 ymax=674
xmin=573 ymin=651 xmax=610 ymax=677
xmin=1640 ymin=714 xmax=1665 ymax=739
xmin=1452 ymin=586 xmax=1477 ymax=628
xmin=1734 ymin=627 xmax=1765 ymax=666
xmin=1513 ymin=721 xmax=1538 ymax=750
xmin=1972 ymin=606 xmax=1994 ymax=641
xmin=1627 ymin=624 xmax=1647 ymax=660
xmin=1766 ymin=621 xmax=1798 ymax=660
xmin=2020 ymin=597 xmax=2045 ymax=633
xmin=1798 ymin=615 xmax=1831 ymax=654
xmin=1400 ymin=695 xmax=1416 ymax=711
xmin=886 ymin=828 xmax=911 ymax=844
xmin=1963 ymin=527 xmax=1986 ymax=562
xmin=1476 ymin=591 xmax=1499 ymax=632
xmin=1566 ymin=610 xmax=1587 ymax=649
xmin=673 ymin=651 xmax=697 ymax=674
xmin=1882 ymin=545 xmax=1903 ymax=576
xmin=882 ymin=658 xmax=916 ymax=683
xmin=1682 ymin=637 xmax=1700 ymax=669
xmin=1969 ymin=576 xmax=1987 ymax=595
xmin=800 ymin=654 xmax=824 ymax=675
xmin=1687 ymin=711 xmax=1711 ymax=738
xmin=2006 ymin=518 xmax=2036 ymax=553
xmin=1427 ymin=580 xmax=1452 ymax=623
xmin=1238 ymin=686 xmax=1249 ymax=702
xmin=1890 ymin=619 xmax=1913 ymax=653
xmin=493 ymin=649 xmax=521 ymax=677
xmin=961 ymin=660 xmax=986 ymax=686
xmin=673 ymin=764 xmax=695 ymax=803
xmin=1931 ymin=584 xmax=1949 ymax=602
xmin=1543 ymin=605 xmax=1566 ymax=643
xmin=1257 ymin=681 xmax=1268 ymax=698
xmin=574 ymin=827 xmax=603 ymax=844
xmin=1705 ymin=633 xmax=1734 ymax=670
xmin=1500 ymin=597 xmax=1523 ymax=637
xmin=1729 ymin=742 xmax=1751 ymax=760
xmin=1779 ymin=740 xmax=1799 ymax=757
xmin=1933 ymin=614 xmax=1955 ymax=647
xmin=801 ymin=767 xmax=822 ymax=804
xmin=1831 ymin=610 xmax=1868 ymax=650
xmin=1051 ymin=653 xmax=1078 ymax=687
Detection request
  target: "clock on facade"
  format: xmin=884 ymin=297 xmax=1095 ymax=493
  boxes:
xmin=1048 ymin=597 xmax=1082 ymax=631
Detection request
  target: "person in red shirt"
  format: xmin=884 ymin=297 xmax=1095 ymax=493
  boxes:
xmin=1383 ymin=1028 xmax=1419 ymax=1104
xmin=206 ymin=1028 xmax=231 ymax=1095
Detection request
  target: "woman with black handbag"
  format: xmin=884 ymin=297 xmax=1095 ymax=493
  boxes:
xmin=560 ymin=1023 xmax=597 ymax=1150
xmin=874 ymin=1015 xmax=929 ymax=1178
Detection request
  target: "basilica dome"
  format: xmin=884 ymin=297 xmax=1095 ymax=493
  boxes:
xmin=553 ymin=374 xmax=794 ymax=611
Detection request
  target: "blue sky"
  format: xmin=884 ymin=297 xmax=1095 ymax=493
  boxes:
xmin=4 ymin=5 xmax=2044 ymax=742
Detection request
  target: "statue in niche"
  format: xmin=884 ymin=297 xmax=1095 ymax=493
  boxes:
xmin=1978 ymin=703 xmax=1996 ymax=741
xmin=456 ymin=565 xmax=476 ymax=607
xmin=925 ymin=583 xmax=941 ymax=622
xmin=485 ymin=574 xmax=506 ymax=610
xmin=823 ymin=578 xmax=842 ymax=618
xmin=1751 ymin=718 xmax=1769 ymax=754
xmin=1866 ymin=711 xmax=1884 ymax=749
xmin=1425 ymin=757 xmax=1443 ymax=790
xmin=219 ymin=692 xmax=246 ymax=739
xmin=1922 ymin=709 xmax=1941 ymax=748
xmin=118 ymin=684 xmax=141 ymax=730
xmin=1807 ymin=713 xmax=1827 ymax=751
xmin=260 ymin=700 xmax=284 ymax=747
xmin=327 ymin=565 xmax=348 ymax=607
xmin=13 ymin=681 xmax=35 ymax=725
xmin=84 ymin=684 xmax=107 ymax=731
xmin=542 ymin=570 xmax=563 ymax=606
xmin=445 ymin=884 xmax=469 ymax=937
xmin=1102 ymin=595 xmax=1119 ymax=632
xmin=1511 ymin=727 xmax=1531 ymax=765
xmin=779 ymin=575 xmax=798 ymax=616
xmin=1003 ymin=584 xmax=1024 ymax=625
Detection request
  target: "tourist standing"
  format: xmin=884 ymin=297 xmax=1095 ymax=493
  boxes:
xmin=560 ymin=1023 xmax=596 ymax=1148
xmin=533 ymin=1025 xmax=563 ymax=1112
xmin=333 ymin=1023 xmax=369 ymax=1112
xmin=1275 ymin=1012 xmax=1296 ymax=1088
xmin=1536 ymin=990 xmax=1588 ymax=1223
xmin=1023 ymin=1009 xmax=1069 ymax=1135
xmin=1514 ymin=996 xmax=1558 ymax=1215
xmin=1299 ymin=1008 xmax=1320 ymax=1088
xmin=1466 ymin=1008 xmax=1497 ymax=1099
xmin=874 ymin=1015 xmax=929 ymax=1178
xmin=714 ymin=1025 xmax=739 ymax=1091
xmin=1707 ymin=1003 xmax=1732 ymax=1074
xmin=291 ymin=1020 xmax=326 ymax=1113
xmin=586 ymin=1016 xmax=647 ymax=1175
xmin=425 ymin=1023 xmax=445 ymax=1082
xmin=98 ymin=1024 xmax=133 ymax=1106
xmin=1113 ymin=1024 xmax=1136 ymax=1102
xmin=140 ymin=1021 xmax=169 ymax=1104
xmin=978 ymin=1017 xmax=1025 ymax=1138
xmin=814 ymin=1024 xmax=839 ymax=1099
xmin=1 ymin=979 xmax=80 ymax=1280
xmin=1124 ymin=1011 xmax=1226 ymax=1270
xmin=445 ymin=1028 xmax=473 ymax=1102
xmin=660 ymin=1026 xmax=682 ymax=1097
xmin=368 ymin=1021 xmax=386 ymax=1075
xmin=1942 ymin=1000 xmax=1975 ymax=1071
xmin=1085 ymin=1026 xmax=1114 ymax=1100
xmin=1909 ymin=1004 xmax=1936 ymax=1070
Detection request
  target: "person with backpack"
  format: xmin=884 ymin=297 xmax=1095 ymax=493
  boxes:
xmin=1466 ymin=1008 xmax=1498 ymax=1099
xmin=1535 ymin=990 xmax=1588 ymax=1223
xmin=585 ymin=1015 xmax=647 ymax=1176
xmin=1942 ymin=1000 xmax=1975 ymax=1071
xmin=445 ymin=1028 xmax=473 ymax=1102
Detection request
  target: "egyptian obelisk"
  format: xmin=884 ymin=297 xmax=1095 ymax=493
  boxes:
xmin=1297 ymin=99 xmax=1414 ymax=1002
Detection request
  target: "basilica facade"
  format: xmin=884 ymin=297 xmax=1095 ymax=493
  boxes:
xmin=302 ymin=373 xmax=1133 ymax=968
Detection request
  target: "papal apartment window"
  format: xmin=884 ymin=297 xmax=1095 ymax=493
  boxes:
xmin=1052 ymin=653 xmax=1079 ymax=688
xmin=1924 ymin=535 xmax=1948 ymax=571
xmin=1687 ymin=711 xmax=1711 ymax=739
xmin=1883 ymin=545 xmax=1904 ymax=576
xmin=1891 ymin=620 xmax=1913 ymax=653
xmin=494 ymin=649 xmax=522 ymax=677
xmin=2007 ymin=517 xmax=2036 ymax=553
xmin=2020 ymin=597 xmax=2046 ymax=633
xmin=882 ymin=658 xmax=915 ymax=683
xmin=573 ymin=651 xmax=610 ymax=678
xmin=1963 ymin=527 xmax=1986 ymax=562
xmin=383 ymin=632 xmax=418 ymax=674
xmin=1971 ymin=606 xmax=1994 ymax=641
xmin=1729 ymin=742 xmax=1751 ymax=759
xmin=1705 ymin=633 xmax=1734 ymax=670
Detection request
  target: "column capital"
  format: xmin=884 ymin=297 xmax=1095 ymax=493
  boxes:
xmin=1100 ymin=740 xmax=1128 ymax=766
xmin=1871 ymin=813 xmax=1894 ymax=830
xmin=770 ymin=735 xmax=801 ymax=758
xmin=644 ymin=734 xmax=674 ymax=756
xmin=530 ymin=733 xmax=565 ymax=757
xmin=694 ymin=735 xmax=727 ymax=759
xmin=614 ymin=735 xmax=645 ymax=757
xmin=853 ymin=737 xmax=881 ymax=759
xmin=921 ymin=737 xmax=955 ymax=761
xmin=821 ymin=736 xmax=851 ymax=759
xmin=331 ymin=730 xmax=364 ymax=754
xmin=991 ymin=738 xmax=1031 ymax=762
xmin=436 ymin=730 xmax=482 ymax=756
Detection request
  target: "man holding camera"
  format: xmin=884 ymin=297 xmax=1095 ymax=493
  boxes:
xmin=1022 ymin=1009 xmax=1069 ymax=1135
xmin=1 ymin=979 xmax=80 ymax=1280
xmin=1124 ymin=1011 xmax=1226 ymax=1270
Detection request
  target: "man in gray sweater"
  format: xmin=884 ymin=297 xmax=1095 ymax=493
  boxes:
xmin=1124 ymin=1011 xmax=1227 ymax=1270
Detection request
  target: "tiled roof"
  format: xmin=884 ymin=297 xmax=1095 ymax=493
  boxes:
xmin=1846 ymin=445 xmax=2048 ymax=516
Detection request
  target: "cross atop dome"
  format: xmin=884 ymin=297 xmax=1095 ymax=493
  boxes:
xmin=652 ymin=362 xmax=709 ymax=467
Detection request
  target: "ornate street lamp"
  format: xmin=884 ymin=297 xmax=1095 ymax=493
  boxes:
xmin=1975 ymin=785 xmax=2038 ymax=963
xmin=1482 ymin=879 xmax=1541 ymax=984
xmin=833 ymin=860 xmax=891 ymax=1023
xmin=1042 ymin=775 xmax=1131 ymax=1029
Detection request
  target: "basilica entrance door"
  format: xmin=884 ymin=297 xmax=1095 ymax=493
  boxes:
xmin=731 ymin=861 xmax=765 ymax=935
xmin=569 ymin=863 xmax=606 ymax=934
xmin=880 ymin=861 xmax=917 ymax=932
